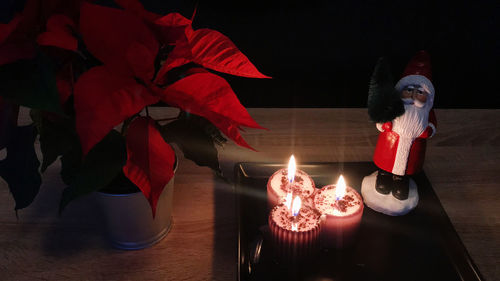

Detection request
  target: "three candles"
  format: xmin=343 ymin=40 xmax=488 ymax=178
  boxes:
xmin=267 ymin=156 xmax=364 ymax=251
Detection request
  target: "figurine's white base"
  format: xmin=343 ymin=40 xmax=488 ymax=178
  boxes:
xmin=361 ymin=171 xmax=418 ymax=216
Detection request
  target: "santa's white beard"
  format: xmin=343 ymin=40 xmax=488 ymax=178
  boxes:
xmin=390 ymin=104 xmax=430 ymax=176
xmin=393 ymin=104 xmax=429 ymax=138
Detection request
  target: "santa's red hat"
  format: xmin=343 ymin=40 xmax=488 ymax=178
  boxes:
xmin=395 ymin=51 xmax=435 ymax=97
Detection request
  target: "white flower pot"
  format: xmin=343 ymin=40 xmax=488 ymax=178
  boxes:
xmin=97 ymin=172 xmax=176 ymax=250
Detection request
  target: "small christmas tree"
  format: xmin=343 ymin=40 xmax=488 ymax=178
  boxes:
xmin=367 ymin=57 xmax=404 ymax=123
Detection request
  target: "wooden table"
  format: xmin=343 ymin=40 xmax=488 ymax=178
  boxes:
xmin=1 ymin=108 xmax=498 ymax=281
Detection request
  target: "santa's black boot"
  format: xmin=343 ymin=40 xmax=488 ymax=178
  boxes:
xmin=375 ymin=169 xmax=393 ymax=195
xmin=392 ymin=175 xmax=409 ymax=200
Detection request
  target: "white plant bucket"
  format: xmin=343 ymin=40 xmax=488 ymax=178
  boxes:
xmin=97 ymin=174 xmax=175 ymax=250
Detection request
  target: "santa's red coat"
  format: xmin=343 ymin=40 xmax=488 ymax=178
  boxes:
xmin=373 ymin=109 xmax=437 ymax=175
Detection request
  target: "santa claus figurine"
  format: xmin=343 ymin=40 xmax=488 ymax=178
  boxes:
xmin=361 ymin=51 xmax=437 ymax=215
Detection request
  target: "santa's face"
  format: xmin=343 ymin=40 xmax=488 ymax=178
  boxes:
xmin=401 ymin=85 xmax=429 ymax=107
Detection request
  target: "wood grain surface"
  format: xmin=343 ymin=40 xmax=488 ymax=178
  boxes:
xmin=0 ymin=108 xmax=498 ymax=281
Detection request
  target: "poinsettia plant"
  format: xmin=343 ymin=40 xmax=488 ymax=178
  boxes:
xmin=0 ymin=0 xmax=268 ymax=216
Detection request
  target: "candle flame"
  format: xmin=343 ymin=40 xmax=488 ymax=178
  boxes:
xmin=284 ymin=192 xmax=293 ymax=210
xmin=287 ymin=155 xmax=296 ymax=184
xmin=291 ymin=196 xmax=301 ymax=217
xmin=291 ymin=223 xmax=298 ymax=231
xmin=335 ymin=175 xmax=346 ymax=200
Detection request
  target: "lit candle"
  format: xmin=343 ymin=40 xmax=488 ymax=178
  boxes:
xmin=291 ymin=196 xmax=301 ymax=217
xmin=314 ymin=175 xmax=364 ymax=248
xmin=269 ymin=195 xmax=321 ymax=263
xmin=290 ymin=196 xmax=300 ymax=231
xmin=287 ymin=155 xmax=296 ymax=184
xmin=267 ymin=155 xmax=315 ymax=210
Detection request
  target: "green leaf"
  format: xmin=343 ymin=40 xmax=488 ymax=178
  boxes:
xmin=0 ymin=53 xmax=63 ymax=114
xmin=60 ymin=144 xmax=82 ymax=185
xmin=30 ymin=109 xmax=78 ymax=172
xmin=161 ymin=112 xmax=226 ymax=176
xmin=0 ymin=125 xmax=41 ymax=210
xmin=367 ymin=57 xmax=404 ymax=123
xmin=59 ymin=129 xmax=126 ymax=213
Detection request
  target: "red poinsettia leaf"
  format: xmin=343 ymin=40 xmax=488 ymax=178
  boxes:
xmin=79 ymin=2 xmax=158 ymax=78
xmin=154 ymin=39 xmax=192 ymax=85
xmin=37 ymin=31 xmax=77 ymax=51
xmin=162 ymin=72 xmax=263 ymax=128
xmin=156 ymin=72 xmax=264 ymax=149
xmin=46 ymin=14 xmax=75 ymax=31
xmin=126 ymin=41 xmax=156 ymax=82
xmin=0 ymin=42 xmax=36 ymax=66
xmin=0 ymin=14 xmax=23 ymax=44
xmin=184 ymin=67 xmax=210 ymax=76
xmin=154 ymin=13 xmax=193 ymax=44
xmin=0 ymin=14 xmax=36 ymax=66
xmin=205 ymin=112 xmax=255 ymax=151
xmin=156 ymin=12 xmax=192 ymax=27
xmin=123 ymin=116 xmax=175 ymax=217
xmin=56 ymin=78 xmax=72 ymax=105
xmin=187 ymin=28 xmax=270 ymax=78
xmin=6 ymin=0 xmax=47 ymax=43
xmin=114 ymin=0 xmax=161 ymax=23
xmin=55 ymin=63 xmax=74 ymax=106
xmin=37 ymin=14 xmax=77 ymax=51
xmin=56 ymin=78 xmax=71 ymax=105
xmin=74 ymin=66 xmax=159 ymax=156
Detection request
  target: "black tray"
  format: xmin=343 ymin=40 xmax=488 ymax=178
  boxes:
xmin=235 ymin=162 xmax=484 ymax=281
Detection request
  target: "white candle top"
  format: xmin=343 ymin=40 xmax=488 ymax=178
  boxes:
xmin=270 ymin=204 xmax=321 ymax=232
xmin=269 ymin=168 xmax=315 ymax=199
xmin=314 ymin=185 xmax=362 ymax=216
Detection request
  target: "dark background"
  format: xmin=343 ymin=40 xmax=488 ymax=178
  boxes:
xmin=152 ymin=0 xmax=499 ymax=108
xmin=2 ymin=0 xmax=499 ymax=108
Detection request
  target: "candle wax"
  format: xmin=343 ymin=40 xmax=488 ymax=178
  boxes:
xmin=267 ymin=168 xmax=315 ymax=210
xmin=314 ymin=185 xmax=364 ymax=248
xmin=268 ymin=204 xmax=321 ymax=263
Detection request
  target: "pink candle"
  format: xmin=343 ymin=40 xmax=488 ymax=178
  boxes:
xmin=267 ymin=155 xmax=315 ymax=210
xmin=269 ymin=196 xmax=321 ymax=263
xmin=314 ymin=175 xmax=364 ymax=248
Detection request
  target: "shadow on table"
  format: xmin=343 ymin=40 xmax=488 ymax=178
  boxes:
xmin=42 ymin=193 xmax=107 ymax=256
xmin=212 ymin=175 xmax=239 ymax=280
xmin=17 ymin=178 xmax=108 ymax=256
